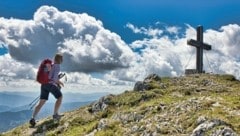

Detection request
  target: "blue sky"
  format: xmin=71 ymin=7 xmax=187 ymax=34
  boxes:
xmin=1 ymin=0 xmax=240 ymax=43
xmin=1 ymin=0 xmax=240 ymax=93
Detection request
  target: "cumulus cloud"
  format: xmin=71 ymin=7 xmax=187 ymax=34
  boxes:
xmin=108 ymin=23 xmax=240 ymax=82
xmin=65 ymin=72 xmax=106 ymax=85
xmin=0 ymin=54 xmax=38 ymax=91
xmin=0 ymin=6 xmax=134 ymax=73
xmin=0 ymin=54 xmax=129 ymax=93
xmin=0 ymin=54 xmax=35 ymax=80
xmin=205 ymin=24 xmax=240 ymax=60
xmin=58 ymin=72 xmax=131 ymax=94
xmin=202 ymin=24 xmax=240 ymax=76
xmin=0 ymin=5 xmax=135 ymax=93
xmin=106 ymin=37 xmax=186 ymax=82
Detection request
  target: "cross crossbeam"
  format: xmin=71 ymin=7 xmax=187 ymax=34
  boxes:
xmin=187 ymin=39 xmax=211 ymax=50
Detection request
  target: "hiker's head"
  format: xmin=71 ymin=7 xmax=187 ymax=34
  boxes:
xmin=54 ymin=53 xmax=63 ymax=64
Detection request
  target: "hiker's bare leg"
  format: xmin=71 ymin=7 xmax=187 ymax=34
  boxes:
xmin=32 ymin=99 xmax=46 ymax=118
xmin=54 ymin=96 xmax=62 ymax=114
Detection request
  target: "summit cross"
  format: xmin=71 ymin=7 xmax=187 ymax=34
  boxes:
xmin=187 ymin=26 xmax=212 ymax=73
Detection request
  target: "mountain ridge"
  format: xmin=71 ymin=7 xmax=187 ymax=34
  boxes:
xmin=1 ymin=74 xmax=239 ymax=136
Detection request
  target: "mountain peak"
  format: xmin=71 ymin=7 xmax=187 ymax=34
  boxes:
xmin=2 ymin=74 xmax=239 ymax=136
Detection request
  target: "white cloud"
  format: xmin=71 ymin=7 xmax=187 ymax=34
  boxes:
xmin=0 ymin=54 xmax=131 ymax=93
xmin=0 ymin=54 xmax=39 ymax=91
xmin=58 ymin=72 xmax=131 ymax=94
xmin=205 ymin=24 xmax=240 ymax=60
xmin=0 ymin=5 xmax=135 ymax=93
xmin=59 ymin=28 xmax=134 ymax=72
xmin=201 ymin=24 xmax=240 ymax=77
xmin=0 ymin=6 xmax=134 ymax=73
xmin=126 ymin=23 xmax=181 ymax=37
xmin=107 ymin=37 xmax=186 ymax=82
xmin=126 ymin=23 xmax=163 ymax=38
xmin=110 ymin=23 xmax=240 ymax=81
xmin=65 ymin=72 xmax=106 ymax=85
xmin=166 ymin=26 xmax=180 ymax=34
xmin=126 ymin=23 xmax=142 ymax=33
xmin=0 ymin=54 xmax=35 ymax=80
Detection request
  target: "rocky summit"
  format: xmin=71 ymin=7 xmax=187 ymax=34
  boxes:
xmin=1 ymin=74 xmax=240 ymax=136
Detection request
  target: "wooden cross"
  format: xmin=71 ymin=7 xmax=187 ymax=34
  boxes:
xmin=187 ymin=26 xmax=212 ymax=73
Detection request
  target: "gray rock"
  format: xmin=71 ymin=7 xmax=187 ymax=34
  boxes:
xmin=112 ymin=112 xmax=144 ymax=124
xmin=212 ymin=127 xmax=237 ymax=136
xmin=134 ymin=74 xmax=161 ymax=91
xmin=131 ymin=125 xmax=139 ymax=132
xmin=133 ymin=81 xmax=153 ymax=91
xmin=191 ymin=119 xmax=237 ymax=136
xmin=90 ymin=94 xmax=114 ymax=113
xmin=196 ymin=116 xmax=207 ymax=126
xmin=98 ymin=119 xmax=108 ymax=130
xmin=134 ymin=81 xmax=146 ymax=91
xmin=144 ymin=74 xmax=161 ymax=83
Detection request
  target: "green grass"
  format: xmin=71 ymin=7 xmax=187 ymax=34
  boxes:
xmin=95 ymin=121 xmax=123 ymax=136
xmin=63 ymin=121 xmax=98 ymax=136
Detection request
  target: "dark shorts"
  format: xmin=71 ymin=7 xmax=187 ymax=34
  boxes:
xmin=40 ymin=83 xmax=62 ymax=100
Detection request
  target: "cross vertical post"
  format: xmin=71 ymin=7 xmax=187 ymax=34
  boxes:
xmin=196 ymin=26 xmax=203 ymax=73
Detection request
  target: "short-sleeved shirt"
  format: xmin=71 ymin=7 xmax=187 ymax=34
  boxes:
xmin=48 ymin=64 xmax=60 ymax=86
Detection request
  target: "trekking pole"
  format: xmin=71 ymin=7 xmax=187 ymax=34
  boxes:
xmin=29 ymin=96 xmax=40 ymax=106
xmin=59 ymin=72 xmax=67 ymax=82
xmin=29 ymin=96 xmax=40 ymax=110
xmin=29 ymin=73 xmax=67 ymax=110
xmin=30 ymin=98 xmax=40 ymax=110
xmin=65 ymin=74 xmax=67 ymax=82
xmin=58 ymin=73 xmax=66 ymax=79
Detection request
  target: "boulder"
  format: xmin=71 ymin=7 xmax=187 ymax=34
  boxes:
xmin=133 ymin=81 xmax=151 ymax=91
xmin=134 ymin=74 xmax=161 ymax=91
xmin=143 ymin=74 xmax=161 ymax=83
xmin=89 ymin=94 xmax=114 ymax=113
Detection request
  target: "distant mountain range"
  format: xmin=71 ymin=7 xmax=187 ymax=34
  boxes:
xmin=0 ymin=110 xmax=31 ymax=133
xmin=0 ymin=105 xmax=10 ymax=112
xmin=0 ymin=91 xmax=108 ymax=133
xmin=0 ymin=91 xmax=108 ymax=110
xmin=0 ymin=93 xmax=34 ymax=107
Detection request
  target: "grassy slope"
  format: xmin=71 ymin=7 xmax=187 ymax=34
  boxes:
xmin=1 ymin=74 xmax=240 ymax=136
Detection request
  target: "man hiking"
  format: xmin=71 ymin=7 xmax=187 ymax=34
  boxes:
xmin=29 ymin=53 xmax=64 ymax=127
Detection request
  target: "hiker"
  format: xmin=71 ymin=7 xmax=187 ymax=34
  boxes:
xmin=30 ymin=53 xmax=64 ymax=127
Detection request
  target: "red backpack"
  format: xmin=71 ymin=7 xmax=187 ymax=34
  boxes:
xmin=36 ymin=59 xmax=52 ymax=84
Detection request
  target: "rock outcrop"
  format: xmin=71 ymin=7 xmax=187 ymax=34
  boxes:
xmin=191 ymin=118 xmax=237 ymax=136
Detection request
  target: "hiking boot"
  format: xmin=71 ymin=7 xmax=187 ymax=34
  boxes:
xmin=52 ymin=113 xmax=64 ymax=120
xmin=29 ymin=118 xmax=36 ymax=127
